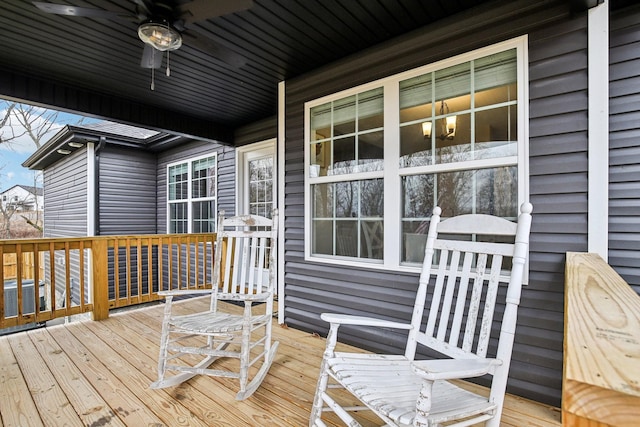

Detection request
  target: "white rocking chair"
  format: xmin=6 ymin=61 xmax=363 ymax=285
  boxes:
xmin=151 ymin=210 xmax=279 ymax=400
xmin=310 ymin=203 xmax=533 ymax=427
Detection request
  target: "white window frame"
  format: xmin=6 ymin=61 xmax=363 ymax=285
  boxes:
xmin=304 ymin=36 xmax=529 ymax=273
xmin=166 ymin=152 xmax=218 ymax=234
xmin=236 ymin=139 xmax=277 ymax=217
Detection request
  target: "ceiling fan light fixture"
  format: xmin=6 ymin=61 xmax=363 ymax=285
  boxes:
xmin=138 ymin=22 xmax=182 ymax=51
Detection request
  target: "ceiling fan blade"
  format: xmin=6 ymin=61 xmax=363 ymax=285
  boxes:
xmin=32 ymin=2 xmax=125 ymax=19
xmin=140 ymin=44 xmax=163 ymax=69
xmin=179 ymin=0 xmax=253 ymax=24
xmin=131 ymin=0 xmax=152 ymax=20
xmin=182 ymin=32 xmax=246 ymax=68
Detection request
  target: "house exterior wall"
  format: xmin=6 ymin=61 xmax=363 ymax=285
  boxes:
xmin=42 ymin=147 xmax=89 ymax=307
xmin=43 ymin=149 xmax=88 ymax=238
xmin=156 ymin=140 xmax=236 ymax=231
xmin=281 ymin=0 xmax=588 ymax=407
xmin=98 ymin=145 xmax=157 ymax=235
xmin=609 ymin=5 xmax=640 ymax=293
xmin=234 ymin=116 xmax=277 ymax=147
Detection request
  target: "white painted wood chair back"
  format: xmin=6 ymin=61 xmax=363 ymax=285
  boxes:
xmin=151 ymin=210 xmax=279 ymax=400
xmin=310 ymin=203 xmax=533 ymax=427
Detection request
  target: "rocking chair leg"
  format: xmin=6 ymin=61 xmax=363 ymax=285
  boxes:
xmin=310 ymin=324 xmax=339 ymax=426
xmin=235 ymin=341 xmax=279 ymax=400
xmin=154 ymin=297 xmax=173 ymax=384
xmin=150 ymin=342 xmax=230 ymax=389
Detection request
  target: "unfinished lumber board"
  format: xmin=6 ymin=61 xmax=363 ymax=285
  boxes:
xmin=7 ymin=333 xmax=83 ymax=427
xmin=0 ymin=335 xmax=44 ymax=427
xmin=45 ymin=323 xmax=166 ymax=426
xmin=564 ymin=252 xmax=640 ymax=426
xmin=109 ymin=310 xmax=316 ymax=426
xmin=64 ymin=320 xmax=212 ymax=427
xmin=26 ymin=327 xmax=126 ymax=427
xmin=82 ymin=313 xmax=276 ymax=426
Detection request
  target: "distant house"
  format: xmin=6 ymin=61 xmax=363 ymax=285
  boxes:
xmin=0 ymin=184 xmax=43 ymax=212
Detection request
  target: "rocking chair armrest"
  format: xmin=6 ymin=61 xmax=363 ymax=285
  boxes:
xmin=410 ymin=358 xmax=502 ymax=381
xmin=216 ymin=292 xmax=272 ymax=302
xmin=157 ymin=289 xmax=212 ymax=297
xmin=320 ymin=313 xmax=413 ymax=330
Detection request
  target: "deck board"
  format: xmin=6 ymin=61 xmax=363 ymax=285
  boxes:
xmin=0 ymin=297 xmax=561 ymax=426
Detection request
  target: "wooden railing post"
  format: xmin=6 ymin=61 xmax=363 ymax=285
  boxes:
xmin=91 ymin=238 xmax=109 ymax=321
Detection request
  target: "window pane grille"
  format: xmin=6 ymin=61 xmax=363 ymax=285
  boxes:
xmin=307 ymin=42 xmax=523 ymax=268
xmin=312 ymin=178 xmax=383 ymax=260
xmin=310 ymin=87 xmax=384 ymax=177
xmin=167 ymin=154 xmax=217 ymax=234
xmin=401 ymin=166 xmax=517 ymax=262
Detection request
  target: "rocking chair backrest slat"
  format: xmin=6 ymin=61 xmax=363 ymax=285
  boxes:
xmin=447 ymin=250 xmax=473 ymax=346
xmin=213 ymin=211 xmax=277 ymax=298
xmin=410 ymin=204 xmax=532 ymax=363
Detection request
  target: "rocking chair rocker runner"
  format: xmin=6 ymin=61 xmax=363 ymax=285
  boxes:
xmin=151 ymin=210 xmax=279 ymax=400
xmin=310 ymin=203 xmax=533 ymax=427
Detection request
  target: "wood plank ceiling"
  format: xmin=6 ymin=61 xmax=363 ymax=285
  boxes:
xmin=0 ymin=0 xmax=620 ymax=143
xmin=0 ymin=0 xmax=496 ymax=142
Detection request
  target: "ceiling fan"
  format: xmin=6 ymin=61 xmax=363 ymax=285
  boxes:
xmin=33 ymin=1 xmax=252 ymax=75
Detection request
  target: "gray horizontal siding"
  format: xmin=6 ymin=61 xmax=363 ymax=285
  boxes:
xmin=43 ymin=149 xmax=88 ymax=238
xmin=234 ymin=116 xmax=277 ymax=147
xmin=283 ymin=0 xmax=582 ymax=408
xmin=609 ymin=5 xmax=640 ymax=292
xmin=42 ymin=149 xmax=89 ymax=307
xmin=98 ymin=146 xmax=157 ymax=235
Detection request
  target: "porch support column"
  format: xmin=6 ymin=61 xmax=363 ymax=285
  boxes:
xmin=277 ymin=80 xmax=285 ymax=324
xmin=588 ymin=0 xmax=609 ymax=260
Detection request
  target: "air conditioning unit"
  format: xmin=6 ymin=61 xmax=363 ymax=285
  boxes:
xmin=1 ymin=279 xmax=46 ymax=335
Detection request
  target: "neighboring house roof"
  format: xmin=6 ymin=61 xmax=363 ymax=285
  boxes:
xmin=1 ymin=184 xmax=43 ymax=197
xmin=23 ymin=121 xmax=190 ymax=170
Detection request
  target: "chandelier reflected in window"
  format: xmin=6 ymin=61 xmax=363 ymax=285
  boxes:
xmin=422 ymin=100 xmax=457 ymax=140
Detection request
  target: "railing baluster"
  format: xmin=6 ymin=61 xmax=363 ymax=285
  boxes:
xmin=79 ymin=241 xmax=85 ymax=311
xmin=0 ymin=233 xmax=216 ymax=327
xmin=136 ymin=238 xmax=142 ymax=302
xmin=64 ymin=242 xmax=71 ymax=314
xmin=158 ymin=237 xmax=164 ymax=293
xmin=0 ymin=245 xmax=5 ymax=327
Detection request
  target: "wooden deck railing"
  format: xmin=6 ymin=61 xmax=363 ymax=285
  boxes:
xmin=0 ymin=233 xmax=216 ymax=329
xmin=563 ymin=252 xmax=640 ymax=426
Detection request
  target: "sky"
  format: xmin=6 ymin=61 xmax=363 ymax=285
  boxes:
xmin=0 ymin=100 xmax=100 ymax=192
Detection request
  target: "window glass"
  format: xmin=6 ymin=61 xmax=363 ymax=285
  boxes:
xmin=401 ymin=166 xmax=517 ymax=262
xmin=248 ymin=157 xmax=274 ymax=218
xmin=167 ymin=154 xmax=217 ymax=233
xmin=399 ymin=49 xmax=517 ymax=169
xmin=306 ymin=42 xmax=524 ymax=269
xmin=310 ymin=88 xmax=384 ymax=177
xmin=168 ymin=163 xmax=188 ymax=201
xmin=311 ymin=178 xmax=384 ymax=260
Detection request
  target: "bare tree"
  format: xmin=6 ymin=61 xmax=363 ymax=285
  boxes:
xmin=0 ymin=101 xmax=62 ymax=237
xmin=0 ymin=102 xmax=59 ymax=150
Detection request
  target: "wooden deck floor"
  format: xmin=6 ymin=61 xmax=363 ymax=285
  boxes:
xmin=0 ymin=297 xmax=561 ymax=426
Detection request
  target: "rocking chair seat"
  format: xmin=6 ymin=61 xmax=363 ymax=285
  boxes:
xmin=326 ymin=354 xmax=496 ymax=426
xmin=170 ymin=311 xmax=272 ymax=334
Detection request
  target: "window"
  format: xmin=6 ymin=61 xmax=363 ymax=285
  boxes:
xmin=167 ymin=154 xmax=217 ymax=233
xmin=306 ymin=37 xmax=528 ymax=269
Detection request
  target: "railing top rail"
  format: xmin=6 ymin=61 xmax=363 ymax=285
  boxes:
xmin=0 ymin=233 xmax=218 ymax=253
